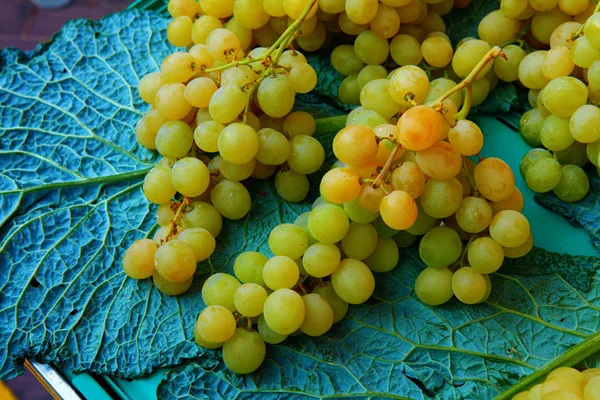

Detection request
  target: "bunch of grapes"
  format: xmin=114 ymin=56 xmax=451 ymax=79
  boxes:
xmin=123 ymin=0 xmax=335 ymax=292
xmin=478 ymin=1 xmax=600 ymax=203
xmin=511 ymin=366 xmax=600 ymax=399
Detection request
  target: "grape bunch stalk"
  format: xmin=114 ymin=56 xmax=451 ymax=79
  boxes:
xmin=123 ymin=0 xmax=330 ymax=297
xmin=193 ymin=43 xmax=536 ymax=374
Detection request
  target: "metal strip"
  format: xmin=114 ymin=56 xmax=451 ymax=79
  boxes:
xmin=25 ymin=360 xmax=83 ymax=400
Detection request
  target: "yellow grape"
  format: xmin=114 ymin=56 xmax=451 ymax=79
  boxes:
xmin=489 ymin=187 xmax=524 ymax=215
xmin=191 ymin=15 xmax=223 ymax=45
xmin=358 ymin=183 xmax=388 ymax=212
xmin=448 ymin=120 xmax=484 ymax=156
xmin=474 ymin=157 xmax=516 ymax=202
xmin=320 ymin=168 xmax=362 ymax=204
xmin=154 ymin=83 xmax=192 ymax=121
xmin=138 ymin=72 xmax=164 ymax=105
xmin=184 ymin=77 xmax=218 ymax=108
xmin=160 ymin=52 xmax=195 ymax=83
xmin=154 ymin=240 xmax=197 ymax=283
xmin=167 ymin=16 xmax=193 ymax=47
xmin=168 ymin=0 xmax=201 ymax=19
xmin=380 ymin=190 xmax=418 ymax=230
xmin=415 ymin=141 xmax=462 ymax=180
xmin=396 ymin=106 xmax=443 ymax=151
xmin=333 ymin=125 xmax=379 ymax=166
xmin=122 ymin=239 xmax=158 ymax=279
xmin=390 ymin=162 xmax=425 ymax=199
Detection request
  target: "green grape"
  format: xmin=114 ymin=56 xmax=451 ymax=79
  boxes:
xmin=424 ymin=78 xmax=463 ymax=108
xmin=330 ymin=44 xmax=364 ymax=76
xmin=520 ymin=148 xmax=553 ymax=177
xmin=490 ymin=210 xmax=531 ymax=248
xmin=525 ymin=157 xmax=563 ymax=193
xmin=191 ymin=15 xmax=222 ymax=45
xmin=389 ymin=34 xmax=423 ymax=67
xmin=287 ymin=135 xmax=325 ymax=174
xmin=369 ymin=3 xmax=400 ymax=38
xmin=493 ymin=45 xmax=526 ymax=82
xmin=257 ymin=314 xmax=288 ymax=344
xmin=312 ymin=196 xmax=332 ymax=208
xmin=217 ymin=123 xmax=259 ymax=164
xmin=452 ymin=40 xmax=492 ymax=80
xmin=419 ymin=178 xmax=463 ymax=219
xmin=296 ymin=20 xmax=326 ymax=52
xmin=540 ymin=114 xmax=574 ymax=151
xmin=542 ymin=46 xmax=574 ymax=80
xmin=275 ymin=170 xmax=310 ymax=203
xmin=588 ymin=140 xmax=600 ymax=167
xmin=414 ymin=267 xmax=454 ymax=306
xmin=531 ymin=6 xmax=571 ymax=44
xmin=313 ymin=283 xmax=348 ymax=323
xmin=470 ymin=78 xmax=490 ymax=107
xmin=518 ymin=51 xmax=550 ymax=90
xmin=371 ymin=216 xmax=399 ymax=238
xmin=584 ymin=12 xmax=600 ymax=47
xmin=474 ymin=158 xmax=516 ymax=202
xmin=211 ymin=180 xmax=252 ymax=220
xmin=552 ymin=164 xmax=590 ymax=202
xmin=143 ymin=166 xmax=176 ymax=205
xmin=571 ymin=36 xmax=600 ymax=68
xmin=393 ymin=230 xmax=417 ymax=248
xmin=278 ymin=49 xmax=308 ymax=67
xmin=180 ymin=201 xmax=222 ymax=237
xmin=345 ymin=0 xmax=378 ymax=24
xmin=156 ymin=202 xmax=175 ymax=227
xmin=195 ymin=305 xmax=236 ymax=344
xmin=354 ymin=30 xmax=390 ymax=65
xmin=234 ymin=283 xmax=267 ymax=317
xmin=364 ymin=237 xmax=400 ymax=273
xmin=222 ymin=328 xmax=266 ymax=374
xmin=283 ymin=111 xmax=315 ymax=138
xmin=202 ymin=273 xmax=241 ymax=312
xmin=308 ymin=204 xmax=350 ymax=244
xmin=252 ymin=161 xmax=276 ymax=179
xmin=452 ymin=267 xmax=487 ymax=305
xmin=262 ymin=256 xmax=299 ymax=290
xmin=258 ymin=75 xmax=296 ymax=118
xmin=501 ymin=0 xmax=529 ymax=18
xmin=136 ymin=108 xmax=168 ymax=150
xmin=288 ymin=62 xmax=317 ymax=94
xmin=389 ymin=65 xmax=430 ymax=107
xmin=209 ymin=85 xmax=246 ymax=124
xmin=255 ymin=128 xmax=290 ymax=166
xmin=171 ymin=157 xmax=210 ymax=197
xmin=543 ymin=77 xmax=588 ymax=117
xmin=343 ymin=199 xmax=380 ymax=224
xmin=194 ymin=121 xmax=224 ymax=153
xmin=331 ymin=258 xmax=375 ymax=304
xmin=122 ymin=239 xmax=157 ymax=279
xmin=357 ymin=65 xmax=388 ymax=90
xmin=234 ymin=252 xmax=268 ymax=286
xmin=467 ymin=237 xmax=504 ymax=274
xmin=421 ymin=36 xmax=453 ymax=68
xmin=160 ymin=52 xmax=194 ymax=83
xmin=177 ymin=227 xmax=215 ymax=263
xmin=359 ymin=79 xmax=401 ymax=120
xmin=338 ymin=74 xmax=361 ymax=105
xmin=419 ymin=227 xmax=462 ymax=268
xmin=154 ymin=240 xmax=197 ymax=283
xmin=263 ymin=288 xmax=305 ymax=334
xmin=153 ymin=270 xmax=192 ymax=296
xmin=153 ymin=226 xmax=182 ymax=245
xmin=155 ymin=120 xmax=193 ymax=159
xmin=195 ymin=107 xmax=212 ymax=125
xmin=405 ymin=202 xmax=439 ymax=235
xmin=302 ymin=242 xmax=341 ymax=278
xmin=345 ymin=107 xmax=388 ymax=128
xmin=300 ymin=294 xmax=334 ymax=337
xmin=455 ymin=197 xmax=493 ymax=234
xmin=293 ymin=212 xmax=319 ymax=245
xmin=571 ymin=105 xmax=600 ymax=143
xmin=220 ymin=158 xmax=256 ymax=182
xmin=268 ymin=224 xmax=309 ymax=260
xmin=502 ymin=234 xmax=533 ymax=260
xmin=341 ymin=223 xmax=378 ymax=260
xmin=555 ymin=141 xmax=589 ymax=167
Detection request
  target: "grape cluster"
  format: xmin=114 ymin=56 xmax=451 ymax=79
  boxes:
xmin=123 ymin=0 xmax=333 ymax=292
xmin=479 ymin=1 xmax=600 ymax=202
xmin=512 ymin=366 xmax=600 ymax=399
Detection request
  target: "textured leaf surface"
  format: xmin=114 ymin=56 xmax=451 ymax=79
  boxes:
xmin=1 ymin=5 xmax=600 ymax=400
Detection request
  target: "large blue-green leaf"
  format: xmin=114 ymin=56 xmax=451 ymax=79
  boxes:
xmin=2 ymin=5 xmax=600 ymax=400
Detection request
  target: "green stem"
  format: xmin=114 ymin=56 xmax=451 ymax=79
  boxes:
xmin=500 ymin=24 xmax=530 ymax=48
xmin=462 ymin=156 xmax=478 ymax=196
xmin=572 ymin=2 xmax=600 ymax=40
xmin=432 ymin=46 xmax=505 ymax=109
xmin=455 ymin=84 xmax=472 ymax=121
xmin=497 ymin=331 xmax=600 ymax=399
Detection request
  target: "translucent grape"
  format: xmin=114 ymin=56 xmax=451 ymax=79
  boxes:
xmin=420 ymin=178 xmax=463 ymax=219
xmin=287 ymin=135 xmax=325 ymax=174
xmin=308 ymin=204 xmax=350 ymax=244
xmin=143 ymin=166 xmax=176 ymax=205
xmin=219 ymin=158 xmax=255 ymax=182
xmin=180 ymin=201 xmax=222 ymax=237
xmin=424 ymin=77 xmax=463 ymax=108
xmin=320 ymin=168 xmax=361 ymax=204
xmin=202 ymin=273 xmax=241 ymax=312
xmin=160 ymin=52 xmax=194 ymax=83
xmin=340 ymin=222 xmax=378 ymax=260
xmin=333 ymin=125 xmax=378 ymax=166
xmin=302 ymin=242 xmax=341 ymax=278
xmin=258 ymin=75 xmax=296 ymax=118
xmin=298 ymin=294 xmax=334 ymax=337
xmin=571 ymin=105 xmax=600 ymax=143
xmin=503 ymin=234 xmax=534 ymax=258
xmin=262 ymin=256 xmax=299 ymax=290
xmin=275 ymin=170 xmax=310 ymax=203
xmin=415 ymin=267 xmax=454 ymax=306
xmin=467 ymin=237 xmax=504 ymax=274
xmin=263 ymin=288 xmax=305 ymax=334
xmin=518 ymin=51 xmax=550 ymax=90
xmin=343 ymin=199 xmax=380 ymax=224
xmin=330 ymin=44 xmax=364 ymax=76
xmin=390 ymin=162 xmax=425 ymax=199
xmin=169 ymin=0 xmax=201 ymax=19
xmin=210 ymin=180 xmax=252 ymax=220
xmin=421 ymin=36 xmax=453 ymax=68
xmin=448 ymin=120 xmax=484 ymax=156
xmin=474 ymin=158 xmax=516 ymax=202
xmin=122 ymin=239 xmax=157 ymax=279
xmin=222 ymin=328 xmax=266 ymax=375
xmin=171 ymin=157 xmax=210 ymax=197
xmin=452 ymin=267 xmax=487 ymax=305
xmin=543 ymin=77 xmax=588 ymax=118
xmin=268 ymin=224 xmax=309 ymax=260
xmin=525 ymin=157 xmax=563 ymax=193
xmin=234 ymin=283 xmax=267 ymax=317
xmin=396 ymin=106 xmax=443 ymax=151
xmin=331 ymin=259 xmax=375 ymax=304
xmin=138 ymin=73 xmax=164 ymax=105
xmin=217 ymin=123 xmax=259 ymax=164
xmin=154 ymin=83 xmax=192 ymax=121
xmin=283 ymin=111 xmax=315 ymax=138
xmin=209 ymin=85 xmax=246 ymax=124
xmin=345 ymin=107 xmax=388 ymax=128
xmin=233 ymin=252 xmax=267 ymax=286
xmin=354 ymin=30 xmax=389 ymax=65
xmin=360 ymin=79 xmax=401 ymax=120
xmin=195 ymin=305 xmax=236 ymax=345
xmin=405 ymin=202 xmax=440 ymax=235
xmin=364 ymin=237 xmax=400 ymax=273
xmin=380 ymin=190 xmax=418 ymax=230
xmin=154 ymin=240 xmax=197 ymax=283
xmin=338 ymin=74 xmax=361 ymax=105
xmin=255 ymin=128 xmax=290 ymax=165
xmin=415 ymin=141 xmax=462 ymax=180
xmin=258 ymin=314 xmax=287 ymax=344
xmin=489 ymin=210 xmax=531 ymax=248
xmin=389 ymin=65 xmax=430 ymax=107
xmin=453 ymin=40 xmax=492 ymax=80
xmin=390 ymin=34 xmax=423 ymax=66
xmin=177 ymin=228 xmax=215 ymax=263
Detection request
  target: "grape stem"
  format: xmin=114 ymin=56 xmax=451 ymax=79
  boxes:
xmin=572 ymin=1 xmax=600 ymax=40
xmin=460 ymin=235 xmax=476 ymax=267
xmin=496 ymin=330 xmax=600 ymax=399
xmin=455 ymin=84 xmax=472 ymax=121
xmin=164 ymin=197 xmax=190 ymax=242
xmin=373 ymin=144 xmax=402 ymax=188
xmin=462 ymin=156 xmax=478 ymax=196
xmin=431 ymin=46 xmax=506 ymax=110
xmin=500 ymin=24 xmax=530 ymax=48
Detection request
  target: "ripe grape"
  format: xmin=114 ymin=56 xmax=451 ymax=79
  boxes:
xmin=218 ymin=123 xmax=259 ymax=164
xmin=364 ymin=237 xmax=400 ymax=273
xmin=177 ymin=228 xmax=215 ymax=262
xmin=415 ymin=141 xmax=462 ymax=180
xmin=211 ymin=179 xmax=252 ymax=220
xmin=258 ymin=314 xmax=287 ymax=344
xmin=448 ymin=120 xmax=484 ymax=156
xmin=333 ymin=125 xmax=378 ymax=166
xmin=525 ymin=157 xmax=563 ymax=193
xmin=390 ymin=162 xmax=425 ymax=199
xmin=287 ymin=135 xmax=325 ymax=174
xmin=263 ymin=288 xmax=305 ymax=334
xmin=389 ymin=65 xmax=430 ymax=107
xmin=308 ymin=203 xmax=350 ymax=244
xmin=154 ymin=240 xmax=197 ymax=283
xmin=380 ymin=190 xmax=418 ymax=230
xmin=357 ymin=65 xmax=388 ymax=89
xmin=143 ymin=166 xmax=176 ymax=205
xmin=184 ymin=77 xmax=218 ymax=108
xmin=275 ymin=170 xmax=310 ymax=203
xmin=320 ymin=168 xmax=361 ymax=204
xmin=196 ymin=305 xmax=237 ymax=343
xmin=263 ymin=256 xmax=299 ymax=290
xmin=420 ymin=178 xmax=463 ymax=219
xmin=419 ymin=227 xmax=462 ymax=268
xmin=258 ymin=75 xmax=296 ymax=118
xmin=341 ymin=222 xmax=378 ymax=260
xmin=194 ymin=121 xmax=224 ymax=153
xmin=543 ymin=77 xmax=588 ymax=117
xmin=171 ymin=157 xmax=210 ymax=197
xmin=503 ymin=234 xmax=534 ymax=258
xmin=360 ymin=79 xmax=401 ymax=120
xmin=343 ymin=199 xmax=380 ymax=224
xmin=153 ymin=271 xmax=193 ymax=296
xmin=180 ymin=201 xmax=223 ymax=237
xmin=571 ymin=105 xmax=600 ymax=143
xmin=122 ymin=239 xmax=158 ymax=279
xmin=154 ymin=83 xmax=192 ymax=120
xmin=222 ymin=328 xmax=266 ymax=374
xmin=202 ymin=273 xmax=241 ymax=312
xmin=468 ymin=237 xmax=504 ymax=274
xmin=489 ymin=210 xmax=531 ymax=248
xmin=283 ymin=111 xmax=315 ymax=137
xmin=540 ymin=114 xmax=574 ymax=151
xmin=405 ymin=202 xmax=439 ymax=235
xmin=453 ymin=40 xmax=492 ymax=80
xmin=234 ymin=283 xmax=268 ymax=317
xmin=452 ymin=267 xmax=487 ymax=305
xmin=354 ymin=30 xmax=389 ymax=65
xmin=302 ymin=242 xmax=341 ymax=278
xmin=396 ymin=106 xmax=443 ymax=151
xmin=234 ymin=252 xmax=268 ymax=286
xmin=455 ymin=197 xmax=493 ymax=234
xmin=415 ymin=267 xmax=454 ymax=306
xmin=331 ymin=258 xmax=375 ymax=304
xmin=474 ymin=158 xmax=515 ymax=202
xmin=268 ymin=224 xmax=309 ymax=260
xmin=209 ymin=85 xmax=247 ymax=124
xmin=552 ymin=165 xmax=589 ymax=202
